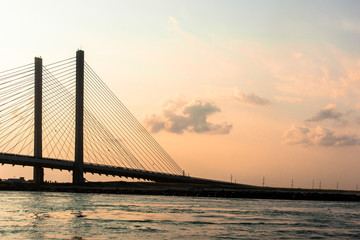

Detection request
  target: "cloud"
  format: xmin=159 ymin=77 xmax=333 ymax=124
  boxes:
xmin=144 ymin=97 xmax=232 ymax=134
xmin=283 ymin=125 xmax=360 ymax=147
xmin=275 ymin=96 xmax=303 ymax=103
xmin=249 ymin=43 xmax=360 ymax=101
xmin=341 ymin=18 xmax=360 ymax=33
xmin=234 ymin=89 xmax=270 ymax=106
xmin=168 ymin=16 xmax=179 ymax=31
xmin=306 ymin=104 xmax=343 ymax=122
xmin=293 ymin=52 xmax=302 ymax=58
xmin=144 ymin=115 xmax=166 ymax=133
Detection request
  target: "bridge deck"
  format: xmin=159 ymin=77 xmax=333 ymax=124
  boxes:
xmin=0 ymin=153 xmax=242 ymax=187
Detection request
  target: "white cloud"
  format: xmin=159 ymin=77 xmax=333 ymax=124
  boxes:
xmin=283 ymin=125 xmax=360 ymax=147
xmin=144 ymin=97 xmax=232 ymax=134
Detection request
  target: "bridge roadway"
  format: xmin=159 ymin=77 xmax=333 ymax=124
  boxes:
xmin=0 ymin=153 xmax=243 ymax=187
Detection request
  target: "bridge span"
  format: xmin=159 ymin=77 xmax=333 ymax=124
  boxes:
xmin=0 ymin=153 xmax=242 ymax=187
xmin=0 ymin=50 xmax=240 ymax=187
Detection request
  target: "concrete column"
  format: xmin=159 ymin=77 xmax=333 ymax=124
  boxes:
xmin=73 ymin=50 xmax=85 ymax=184
xmin=34 ymin=57 xmax=44 ymax=183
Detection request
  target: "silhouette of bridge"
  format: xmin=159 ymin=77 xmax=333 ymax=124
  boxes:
xmin=0 ymin=50 xmax=239 ymax=186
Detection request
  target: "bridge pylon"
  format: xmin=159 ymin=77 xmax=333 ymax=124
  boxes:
xmin=33 ymin=51 xmax=85 ymax=184
xmin=34 ymin=57 xmax=44 ymax=183
xmin=73 ymin=50 xmax=85 ymax=184
xmin=0 ymin=50 xmax=187 ymax=184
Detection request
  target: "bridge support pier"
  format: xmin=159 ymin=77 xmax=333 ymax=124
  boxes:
xmin=34 ymin=166 xmax=44 ymax=183
xmin=34 ymin=57 xmax=44 ymax=184
xmin=73 ymin=50 xmax=85 ymax=184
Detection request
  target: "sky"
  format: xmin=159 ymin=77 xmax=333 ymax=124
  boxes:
xmin=1 ymin=0 xmax=360 ymax=189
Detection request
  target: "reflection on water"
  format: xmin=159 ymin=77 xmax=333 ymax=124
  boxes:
xmin=0 ymin=191 xmax=359 ymax=239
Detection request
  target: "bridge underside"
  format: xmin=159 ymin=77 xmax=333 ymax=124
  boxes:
xmin=0 ymin=153 xmax=182 ymax=182
xmin=0 ymin=153 xmax=240 ymax=186
xmin=0 ymin=153 xmax=244 ymax=186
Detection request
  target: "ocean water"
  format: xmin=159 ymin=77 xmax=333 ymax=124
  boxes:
xmin=0 ymin=191 xmax=359 ymax=239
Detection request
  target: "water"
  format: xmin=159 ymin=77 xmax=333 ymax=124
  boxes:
xmin=0 ymin=191 xmax=359 ymax=239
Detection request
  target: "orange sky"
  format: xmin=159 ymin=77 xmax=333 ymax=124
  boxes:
xmin=1 ymin=0 xmax=360 ymax=190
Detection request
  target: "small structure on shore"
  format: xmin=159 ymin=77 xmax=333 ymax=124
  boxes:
xmin=6 ymin=177 xmax=26 ymax=183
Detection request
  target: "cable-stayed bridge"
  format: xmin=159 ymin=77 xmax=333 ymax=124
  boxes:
xmin=0 ymin=50 xmax=239 ymax=186
xmin=0 ymin=50 xmax=188 ymax=184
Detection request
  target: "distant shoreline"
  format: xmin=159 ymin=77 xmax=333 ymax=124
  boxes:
xmin=0 ymin=181 xmax=359 ymax=202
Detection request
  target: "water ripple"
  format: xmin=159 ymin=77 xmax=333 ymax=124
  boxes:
xmin=0 ymin=192 xmax=360 ymax=239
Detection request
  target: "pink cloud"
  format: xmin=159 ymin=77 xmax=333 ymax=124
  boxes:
xmin=283 ymin=125 xmax=360 ymax=147
xmin=144 ymin=97 xmax=232 ymax=134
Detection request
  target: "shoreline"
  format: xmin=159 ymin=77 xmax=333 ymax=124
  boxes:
xmin=1 ymin=181 xmax=360 ymax=202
